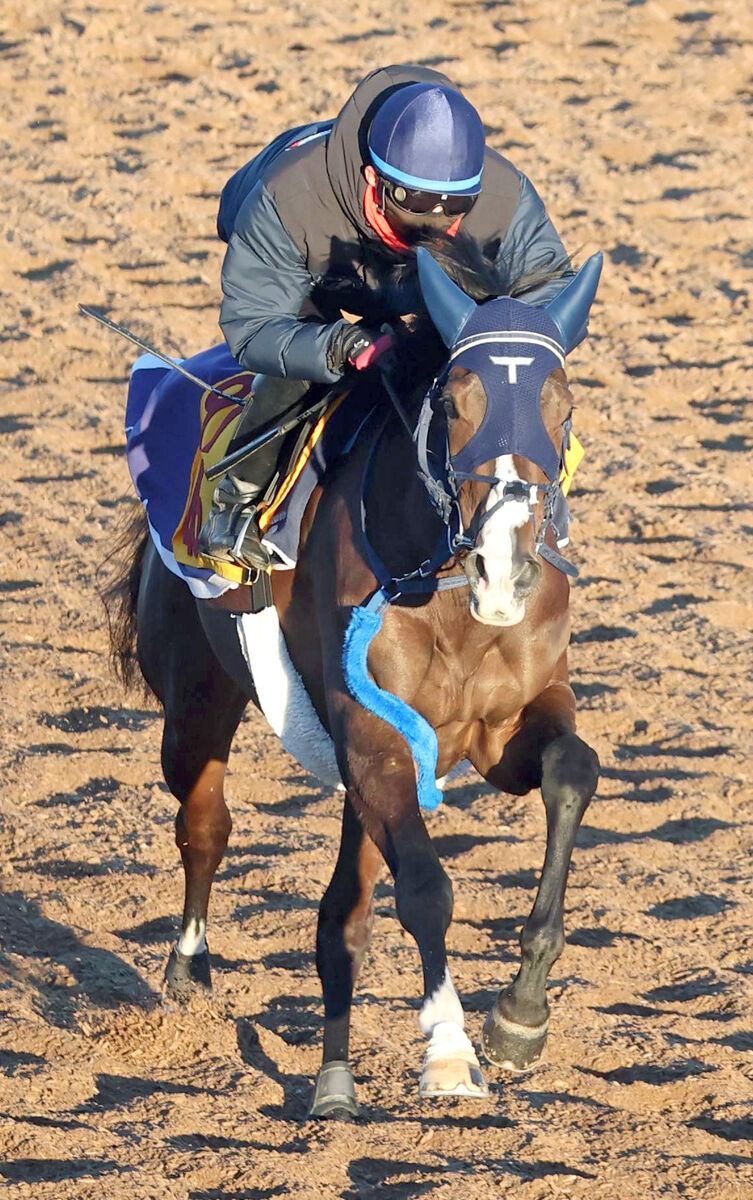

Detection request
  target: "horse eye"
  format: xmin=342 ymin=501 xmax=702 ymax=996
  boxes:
xmin=441 ymin=393 xmax=458 ymax=419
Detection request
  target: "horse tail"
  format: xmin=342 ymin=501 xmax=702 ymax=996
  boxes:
xmin=99 ymin=504 xmax=150 ymax=691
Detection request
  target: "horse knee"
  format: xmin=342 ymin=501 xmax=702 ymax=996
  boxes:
xmin=175 ymin=797 xmax=232 ymax=857
xmin=395 ymin=854 xmax=453 ymax=937
xmin=542 ymin=734 xmax=599 ymax=809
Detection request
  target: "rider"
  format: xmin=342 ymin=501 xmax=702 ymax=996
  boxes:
xmin=200 ymin=64 xmax=575 ymax=573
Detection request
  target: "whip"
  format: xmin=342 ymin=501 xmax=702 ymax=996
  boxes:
xmin=78 ymin=304 xmax=250 ymax=407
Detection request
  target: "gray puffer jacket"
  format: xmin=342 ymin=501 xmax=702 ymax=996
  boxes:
xmin=218 ymin=64 xmax=574 ymax=384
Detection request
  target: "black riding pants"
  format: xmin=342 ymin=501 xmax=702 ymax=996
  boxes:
xmin=226 ymin=375 xmax=315 ymax=492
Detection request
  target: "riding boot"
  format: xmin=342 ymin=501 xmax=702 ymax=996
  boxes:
xmin=199 ymin=375 xmax=312 ymax=572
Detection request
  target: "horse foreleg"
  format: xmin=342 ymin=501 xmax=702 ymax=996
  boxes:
xmin=310 ymin=793 xmax=383 ymax=1120
xmin=479 ymin=683 xmax=599 ymax=1071
xmin=325 ymin=699 xmax=487 ymax=1105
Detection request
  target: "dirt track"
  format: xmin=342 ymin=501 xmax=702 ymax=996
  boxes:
xmin=1 ymin=1 xmax=752 ymax=1196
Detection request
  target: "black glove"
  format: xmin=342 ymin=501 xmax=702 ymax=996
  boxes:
xmin=326 ymin=323 xmax=385 ymax=375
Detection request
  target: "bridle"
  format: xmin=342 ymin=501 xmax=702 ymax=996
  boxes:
xmin=401 ymin=340 xmax=579 ymax=579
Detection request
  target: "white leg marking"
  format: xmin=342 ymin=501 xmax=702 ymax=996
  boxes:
xmin=419 ymin=970 xmax=465 ymax=1036
xmin=419 ymin=972 xmax=489 ymax=1097
xmin=177 ymin=917 xmax=206 ymax=957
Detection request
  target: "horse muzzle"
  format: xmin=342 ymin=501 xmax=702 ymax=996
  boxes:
xmin=464 ymin=549 xmax=541 ymax=627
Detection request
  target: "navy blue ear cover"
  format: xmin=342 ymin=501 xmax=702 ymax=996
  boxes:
xmin=416 ymin=247 xmax=477 ymax=348
xmin=418 ymin=248 xmax=602 ymax=353
xmin=544 ymin=252 xmax=603 ymax=353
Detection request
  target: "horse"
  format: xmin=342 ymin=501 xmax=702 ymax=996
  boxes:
xmin=105 ymin=240 xmax=603 ymax=1119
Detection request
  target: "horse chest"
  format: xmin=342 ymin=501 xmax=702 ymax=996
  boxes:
xmin=415 ymin=624 xmax=564 ymax=731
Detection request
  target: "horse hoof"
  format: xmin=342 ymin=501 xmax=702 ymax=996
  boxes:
xmin=163 ymin=945 xmax=212 ymax=1002
xmin=420 ymin=1022 xmax=489 ymax=1099
xmin=420 ymin=1056 xmax=489 ymax=1099
xmin=309 ymin=1061 xmax=359 ymax=1121
xmin=481 ymin=1006 xmax=548 ymax=1073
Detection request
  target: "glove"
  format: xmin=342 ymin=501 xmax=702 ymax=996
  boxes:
xmin=326 ymin=322 xmax=394 ymax=375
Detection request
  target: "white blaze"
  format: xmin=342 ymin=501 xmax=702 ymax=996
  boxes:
xmin=470 ymin=454 xmax=531 ymax=626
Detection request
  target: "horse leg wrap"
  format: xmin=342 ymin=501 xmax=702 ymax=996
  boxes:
xmin=481 ymin=1007 xmax=549 ymax=1073
xmin=163 ymin=944 xmax=212 ymax=1001
xmin=309 ymin=1060 xmax=359 ymax=1121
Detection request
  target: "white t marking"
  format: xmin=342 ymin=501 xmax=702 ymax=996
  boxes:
xmin=489 ymin=354 xmax=534 ymax=383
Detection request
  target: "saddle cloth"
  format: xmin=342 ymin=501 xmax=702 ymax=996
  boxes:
xmin=126 ymin=344 xmax=374 ymax=599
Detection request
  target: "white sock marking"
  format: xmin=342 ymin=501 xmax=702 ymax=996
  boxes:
xmin=177 ymin=917 xmax=206 ymax=957
xmin=419 ymin=970 xmax=465 ymax=1037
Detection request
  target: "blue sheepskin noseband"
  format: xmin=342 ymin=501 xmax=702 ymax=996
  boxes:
xmin=343 ymin=596 xmax=443 ymax=811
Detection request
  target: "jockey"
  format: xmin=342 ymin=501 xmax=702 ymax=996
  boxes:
xmin=200 ymin=64 xmax=575 ymax=572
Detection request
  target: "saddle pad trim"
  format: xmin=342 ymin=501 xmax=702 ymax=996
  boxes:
xmin=259 ymin=390 xmax=347 ymax=534
xmin=235 ymin=607 xmax=343 ymax=789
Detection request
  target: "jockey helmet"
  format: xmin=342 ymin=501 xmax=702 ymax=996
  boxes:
xmin=367 ymin=83 xmax=485 ymax=200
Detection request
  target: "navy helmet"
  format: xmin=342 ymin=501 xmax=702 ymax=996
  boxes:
xmin=368 ymin=83 xmax=485 ymax=196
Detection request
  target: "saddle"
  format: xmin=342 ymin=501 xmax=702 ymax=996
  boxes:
xmin=126 ymin=344 xmax=371 ymax=603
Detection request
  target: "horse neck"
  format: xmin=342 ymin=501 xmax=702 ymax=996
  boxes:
xmin=365 ymin=409 xmax=448 ymax=582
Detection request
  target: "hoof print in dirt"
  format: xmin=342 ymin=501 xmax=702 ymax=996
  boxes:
xmin=163 ymin=944 xmax=212 ymax=1001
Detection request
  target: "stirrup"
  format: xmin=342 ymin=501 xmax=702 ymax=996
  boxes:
xmin=198 ymin=497 xmax=270 ymax=580
xmin=197 ymin=553 xmax=262 ymax=586
xmin=231 ymin=509 xmax=271 ymax=569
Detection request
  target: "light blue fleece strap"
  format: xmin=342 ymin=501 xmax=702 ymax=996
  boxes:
xmin=342 ymin=592 xmax=443 ymax=812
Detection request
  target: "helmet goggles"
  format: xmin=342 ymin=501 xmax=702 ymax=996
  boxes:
xmin=379 ymin=175 xmax=478 ymax=217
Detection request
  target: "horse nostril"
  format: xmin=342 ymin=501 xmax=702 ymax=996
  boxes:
xmin=515 ymin=557 xmax=541 ymax=596
xmin=476 ymin=554 xmax=488 ymax=583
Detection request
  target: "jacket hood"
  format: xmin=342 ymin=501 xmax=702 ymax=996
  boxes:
xmin=326 ymin=64 xmax=455 ymax=240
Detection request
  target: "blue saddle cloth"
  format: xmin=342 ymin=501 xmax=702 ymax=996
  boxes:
xmin=126 ymin=343 xmax=376 ymax=598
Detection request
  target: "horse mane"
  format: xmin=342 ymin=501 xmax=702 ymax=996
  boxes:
xmin=365 ymin=227 xmax=572 ymax=304
xmin=355 ymin=229 xmax=573 ymax=405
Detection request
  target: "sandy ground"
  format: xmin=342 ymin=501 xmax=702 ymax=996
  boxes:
xmin=1 ymin=1 xmax=752 ymax=1196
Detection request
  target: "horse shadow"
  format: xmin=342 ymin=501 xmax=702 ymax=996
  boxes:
xmin=188 ymin=1187 xmax=289 ymax=1199
xmin=236 ymin=1009 xmax=314 ymax=1122
xmin=0 ymin=889 xmax=158 ymax=1028
xmin=341 ymin=1146 xmax=597 ymax=1197
xmin=0 ymin=1159 xmax=126 ymax=1185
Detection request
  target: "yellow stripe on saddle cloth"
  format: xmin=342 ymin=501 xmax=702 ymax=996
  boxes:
xmin=172 ymin=373 xmax=346 ymax=585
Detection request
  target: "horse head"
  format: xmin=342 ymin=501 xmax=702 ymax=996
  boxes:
xmin=417 ymin=248 xmax=602 ymax=627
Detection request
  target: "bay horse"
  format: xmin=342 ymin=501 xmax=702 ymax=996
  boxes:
xmin=106 ymin=241 xmax=603 ymax=1118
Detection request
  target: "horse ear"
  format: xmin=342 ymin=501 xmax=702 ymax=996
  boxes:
xmin=545 ymin=252 xmax=603 ymax=354
xmin=416 ymin=247 xmax=477 ymax=348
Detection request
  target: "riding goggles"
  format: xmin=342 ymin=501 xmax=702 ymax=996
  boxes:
xmin=379 ymin=176 xmax=478 ymax=217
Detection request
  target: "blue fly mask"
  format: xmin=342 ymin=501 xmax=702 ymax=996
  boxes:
xmin=414 ymin=248 xmax=603 ymax=575
xmin=445 ymin=299 xmax=565 ymax=483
